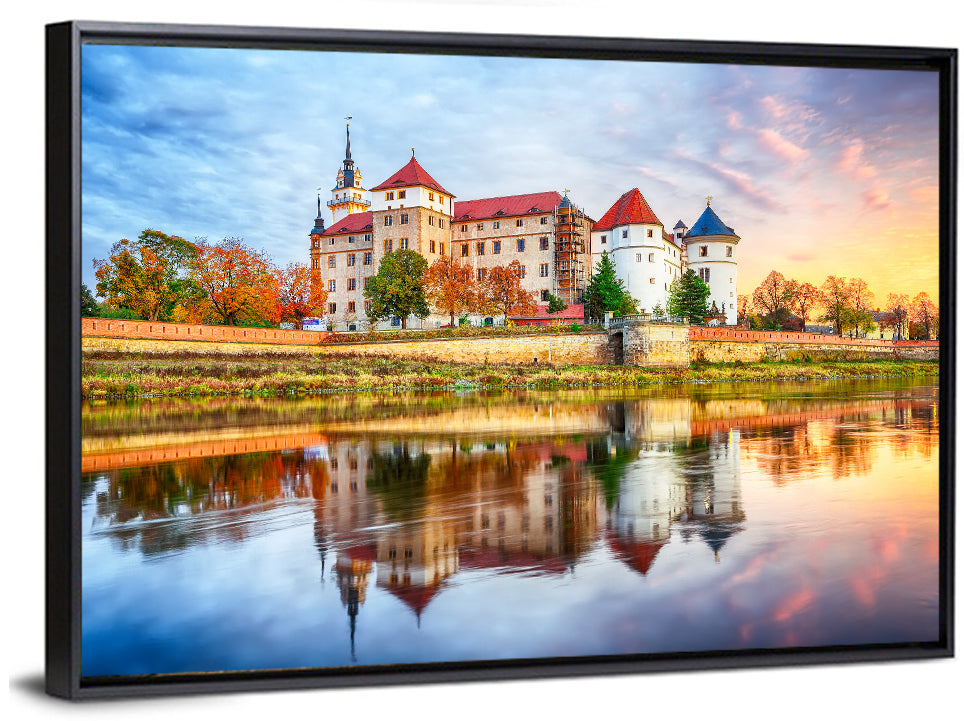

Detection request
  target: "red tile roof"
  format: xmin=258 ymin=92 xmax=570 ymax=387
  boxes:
xmin=607 ymin=533 xmax=667 ymax=576
xmin=383 ymin=583 xmax=443 ymax=616
xmin=509 ymin=303 xmax=585 ymax=321
xmin=370 ymin=157 xmax=452 ymax=195
xmin=453 ymin=191 xmax=562 ymax=221
xmin=593 ymin=188 xmax=662 ymax=232
xmin=321 ymin=211 xmax=373 ymax=237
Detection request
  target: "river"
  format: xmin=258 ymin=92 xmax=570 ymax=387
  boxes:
xmin=80 ymin=377 xmax=940 ymax=677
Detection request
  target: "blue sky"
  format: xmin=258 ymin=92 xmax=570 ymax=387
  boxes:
xmin=81 ymin=43 xmax=941 ymax=300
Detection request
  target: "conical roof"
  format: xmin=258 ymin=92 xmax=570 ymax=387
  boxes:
xmin=593 ymin=188 xmax=662 ymax=232
xmin=683 ymin=204 xmax=738 ymax=239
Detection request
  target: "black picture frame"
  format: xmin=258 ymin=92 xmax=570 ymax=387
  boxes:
xmin=45 ymin=19 xmax=956 ymax=700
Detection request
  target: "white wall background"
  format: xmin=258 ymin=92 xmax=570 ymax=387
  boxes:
xmin=5 ymin=2 xmax=961 ymax=719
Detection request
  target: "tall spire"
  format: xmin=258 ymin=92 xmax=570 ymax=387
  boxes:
xmin=345 ymin=116 xmax=352 ymax=161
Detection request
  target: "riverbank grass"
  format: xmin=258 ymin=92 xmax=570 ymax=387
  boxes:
xmin=80 ymin=350 xmax=939 ymax=398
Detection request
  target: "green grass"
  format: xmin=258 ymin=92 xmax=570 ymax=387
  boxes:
xmin=81 ymin=350 xmax=939 ymax=399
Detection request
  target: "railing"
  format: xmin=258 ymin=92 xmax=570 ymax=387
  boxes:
xmin=327 ymin=197 xmax=371 ymax=208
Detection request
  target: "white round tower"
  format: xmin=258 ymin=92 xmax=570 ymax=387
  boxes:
xmin=682 ymin=199 xmax=739 ymax=325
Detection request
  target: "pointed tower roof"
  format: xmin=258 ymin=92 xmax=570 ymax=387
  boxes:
xmin=683 ymin=202 xmax=738 ymax=239
xmin=310 ymin=194 xmax=326 ymax=236
xmin=673 ymin=219 xmax=687 ymax=230
xmin=593 ymin=188 xmax=662 ymax=232
xmin=370 ymin=156 xmax=452 ymax=195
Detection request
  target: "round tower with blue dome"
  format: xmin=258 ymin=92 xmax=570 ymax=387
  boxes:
xmin=682 ymin=198 xmax=739 ymax=325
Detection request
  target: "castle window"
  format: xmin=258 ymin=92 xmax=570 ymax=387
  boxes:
xmin=493 ymin=221 xmax=500 ymax=229
xmin=647 ymin=229 xmax=653 ymax=237
xmin=398 ymin=190 xmax=406 ymax=199
xmin=363 ymin=252 xmax=372 ymax=265
xmin=329 ymin=238 xmax=335 ymax=245
xmin=477 ymin=223 xmax=484 ymax=231
xmin=429 ymin=192 xmax=435 ymax=201
xmin=311 ymin=257 xmax=319 ymax=269
xmin=328 ymin=302 xmax=337 ymax=314
xmin=364 ymin=300 xmax=371 ymax=314
xmin=700 ymin=245 xmax=708 ymax=257
xmin=347 ymin=301 xmax=356 ymax=313
xmin=477 ymin=268 xmax=487 ymax=281
xmin=517 ymin=265 xmax=526 ymax=278
xmin=699 ymin=267 xmax=711 ymax=283
xmin=364 ymin=276 xmax=371 ymax=289
xmin=365 ymin=234 xmax=372 ymax=242
xmin=636 ymin=253 xmax=642 ymax=262
xmin=477 ymin=242 xmax=485 ymax=256
xmin=384 ymin=216 xmax=393 ymax=226
xmin=347 ymin=253 xmax=356 ymax=266
xmin=541 ymin=217 xmax=548 ymax=225
xmin=439 ymin=220 xmax=445 ymax=229
xmin=311 ymin=239 xmax=318 ymax=248
xmin=540 ymin=263 xmax=549 ymax=277
xmin=429 ymin=216 xmax=435 ymax=226
xmin=348 ymin=235 xmax=355 ymax=243
xmin=650 ymin=278 xmax=656 ymax=284
xmin=540 ymin=237 xmax=549 ymax=250
xmin=621 ymin=230 xmax=628 ymax=239
xmin=493 ymin=241 xmax=501 ymax=254
xmin=400 ymin=238 xmax=409 ymax=250
xmin=516 ymin=219 xmax=524 ymax=227
xmin=440 ymin=242 xmax=445 ymax=255
xmin=328 ymin=279 xmax=336 ymax=292
xmin=600 ymin=235 xmax=607 ymax=244
xmin=385 ymin=239 xmax=393 ymax=252
xmin=461 ymin=243 xmax=469 ymax=257
xmin=541 ymin=289 xmax=550 ymax=301
xmin=517 ymin=239 xmax=525 ymax=252
xmin=328 ymin=256 xmax=336 ymax=268
xmin=648 ymin=252 xmax=655 ymax=262
xmin=461 ymin=225 xmax=468 ymax=232
xmin=430 ymin=239 xmax=436 ymax=253
xmin=726 ymin=246 xmax=733 ymax=257
xmin=347 ymin=278 xmax=356 ymax=291
xmin=400 ymin=213 xmax=409 ymax=224
xmin=385 ymin=192 xmax=394 ymax=200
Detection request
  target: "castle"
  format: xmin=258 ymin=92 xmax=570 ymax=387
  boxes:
xmin=309 ymin=124 xmax=740 ymax=329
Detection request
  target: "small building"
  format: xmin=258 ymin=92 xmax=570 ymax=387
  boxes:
xmin=681 ymin=199 xmax=740 ymax=325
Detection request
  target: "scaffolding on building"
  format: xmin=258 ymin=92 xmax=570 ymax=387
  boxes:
xmin=552 ymin=198 xmax=587 ymax=305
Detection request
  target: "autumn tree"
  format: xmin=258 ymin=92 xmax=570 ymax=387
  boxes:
xmin=736 ymin=294 xmax=751 ymax=327
xmin=789 ymin=281 xmax=820 ymax=329
xmin=364 ymin=249 xmax=430 ymax=329
xmin=883 ymin=293 xmax=911 ymax=340
xmin=583 ymin=251 xmax=637 ymax=318
xmin=182 ymin=237 xmax=279 ymax=326
xmin=93 ymin=229 xmax=199 ymax=321
xmin=910 ymin=291 xmax=938 ymax=339
xmin=819 ymin=275 xmax=852 ymax=335
xmin=752 ymin=270 xmax=794 ymax=330
xmin=667 ymin=269 xmax=711 ymax=324
xmin=275 ymin=262 xmax=328 ymax=327
xmin=424 ymin=256 xmax=476 ymax=327
xmin=478 ymin=261 xmax=538 ymax=318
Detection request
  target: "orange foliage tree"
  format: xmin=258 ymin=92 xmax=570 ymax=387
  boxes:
xmin=478 ymin=261 xmax=538 ymax=318
xmin=93 ymin=229 xmax=198 ymax=321
xmin=424 ymin=256 xmax=477 ymax=326
xmin=182 ymin=237 xmax=279 ymax=326
xmin=275 ymin=262 xmax=328 ymax=327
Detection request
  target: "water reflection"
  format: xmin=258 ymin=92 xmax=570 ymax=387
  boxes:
xmin=81 ymin=379 xmax=940 ymax=676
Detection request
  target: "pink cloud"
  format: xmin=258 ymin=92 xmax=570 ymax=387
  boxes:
xmin=862 ymin=187 xmax=892 ymax=211
xmin=758 ymin=128 xmax=809 ymax=163
xmin=838 ymin=141 xmax=878 ymax=180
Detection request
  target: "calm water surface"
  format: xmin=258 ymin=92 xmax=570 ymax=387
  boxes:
xmin=81 ymin=378 xmax=941 ymax=677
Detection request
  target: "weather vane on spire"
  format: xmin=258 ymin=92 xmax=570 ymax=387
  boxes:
xmin=706 ymin=195 xmax=713 ymax=206
xmin=563 ymin=188 xmax=571 ymax=196
xmin=345 ymin=115 xmax=351 ymax=125
xmin=412 ymin=147 xmax=416 ymax=158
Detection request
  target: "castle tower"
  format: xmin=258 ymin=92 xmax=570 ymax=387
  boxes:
xmin=369 ymin=152 xmax=454 ymax=270
xmin=329 ymin=121 xmax=371 ymax=224
xmin=683 ymin=198 xmax=739 ymax=325
xmin=308 ymin=193 xmax=326 ymax=277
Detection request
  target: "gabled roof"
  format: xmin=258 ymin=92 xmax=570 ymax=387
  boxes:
xmin=370 ymin=157 xmax=452 ymax=195
xmin=453 ymin=191 xmax=562 ymax=221
xmin=683 ymin=204 xmax=738 ymax=239
xmin=321 ymin=211 xmax=373 ymax=237
xmin=593 ymin=188 xmax=662 ymax=232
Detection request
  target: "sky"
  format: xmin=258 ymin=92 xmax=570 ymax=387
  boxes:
xmin=81 ymin=43 xmax=942 ymax=304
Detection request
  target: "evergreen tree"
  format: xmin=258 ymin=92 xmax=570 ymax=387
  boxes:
xmin=80 ymin=283 xmax=100 ymax=317
xmin=667 ymin=269 xmax=711 ymax=323
xmin=584 ymin=251 xmax=636 ymax=318
xmin=363 ymin=249 xmax=429 ymax=329
xmin=546 ymin=293 xmax=568 ymax=314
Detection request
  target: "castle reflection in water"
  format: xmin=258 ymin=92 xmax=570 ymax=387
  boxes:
xmin=83 ymin=380 xmax=938 ymax=661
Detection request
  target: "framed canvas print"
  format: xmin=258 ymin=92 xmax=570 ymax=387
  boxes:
xmin=46 ymin=20 xmax=956 ymax=699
